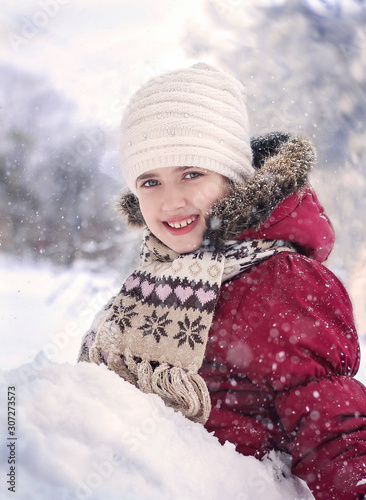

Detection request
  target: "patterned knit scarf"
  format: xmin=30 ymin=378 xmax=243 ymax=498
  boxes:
xmin=88 ymin=229 xmax=294 ymax=423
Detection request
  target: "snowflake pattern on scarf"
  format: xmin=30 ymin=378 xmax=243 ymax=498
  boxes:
xmin=174 ymin=315 xmax=205 ymax=350
xmin=138 ymin=310 xmax=172 ymax=343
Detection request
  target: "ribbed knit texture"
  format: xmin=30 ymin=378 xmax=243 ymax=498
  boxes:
xmin=120 ymin=63 xmax=254 ymax=193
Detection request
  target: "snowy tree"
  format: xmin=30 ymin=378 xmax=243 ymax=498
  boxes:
xmin=0 ymin=64 xmax=127 ymax=266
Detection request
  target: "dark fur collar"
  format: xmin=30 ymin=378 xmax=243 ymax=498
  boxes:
xmin=118 ymin=132 xmax=316 ymax=250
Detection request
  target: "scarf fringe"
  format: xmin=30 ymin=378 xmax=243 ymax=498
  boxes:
xmin=126 ymin=350 xmax=210 ymax=424
xmin=90 ymin=345 xmax=211 ymax=424
xmin=89 ymin=346 xmax=139 ymax=386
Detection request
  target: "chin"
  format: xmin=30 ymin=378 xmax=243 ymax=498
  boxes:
xmin=170 ymin=240 xmax=202 ymax=254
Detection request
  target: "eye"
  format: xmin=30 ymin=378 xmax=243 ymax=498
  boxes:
xmin=141 ymin=179 xmax=160 ymax=188
xmin=184 ymin=171 xmax=202 ymax=180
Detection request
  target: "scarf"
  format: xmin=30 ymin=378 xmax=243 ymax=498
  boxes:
xmin=88 ymin=229 xmax=295 ymax=423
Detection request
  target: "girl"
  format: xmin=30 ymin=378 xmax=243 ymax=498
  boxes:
xmin=78 ymin=63 xmax=366 ymax=499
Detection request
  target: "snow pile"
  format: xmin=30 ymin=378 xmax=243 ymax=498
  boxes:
xmin=2 ymin=253 xmax=366 ymax=500
xmin=0 ymin=360 xmax=313 ymax=500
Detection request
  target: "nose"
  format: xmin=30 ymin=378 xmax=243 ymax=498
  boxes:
xmin=161 ymin=185 xmax=187 ymax=212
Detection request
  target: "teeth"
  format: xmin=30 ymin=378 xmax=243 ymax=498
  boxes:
xmin=167 ymin=216 xmax=197 ymax=229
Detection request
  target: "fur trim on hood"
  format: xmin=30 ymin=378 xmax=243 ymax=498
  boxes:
xmin=118 ymin=132 xmax=316 ymax=250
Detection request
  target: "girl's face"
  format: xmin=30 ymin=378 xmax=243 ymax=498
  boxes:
xmin=136 ymin=166 xmax=228 ymax=254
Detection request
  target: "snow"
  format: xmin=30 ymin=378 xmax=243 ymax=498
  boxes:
xmin=1 ymin=361 xmax=312 ymax=500
xmin=1 ymin=252 xmax=365 ymax=499
xmin=0 ymin=255 xmax=124 ymax=370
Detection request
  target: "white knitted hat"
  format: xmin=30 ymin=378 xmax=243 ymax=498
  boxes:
xmin=120 ymin=62 xmax=254 ymax=193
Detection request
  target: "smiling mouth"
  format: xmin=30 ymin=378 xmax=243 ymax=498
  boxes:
xmin=165 ymin=216 xmax=198 ymax=229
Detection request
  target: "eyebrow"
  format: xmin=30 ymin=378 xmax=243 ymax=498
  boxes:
xmin=136 ymin=166 xmax=193 ymax=182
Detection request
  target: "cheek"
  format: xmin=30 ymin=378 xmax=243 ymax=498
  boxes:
xmin=192 ymin=182 xmax=226 ymax=211
xmin=137 ymin=192 xmax=151 ymax=211
xmin=137 ymin=198 xmax=154 ymax=226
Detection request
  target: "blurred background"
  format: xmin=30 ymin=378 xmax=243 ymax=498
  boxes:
xmin=1 ymin=0 xmax=366 ymax=369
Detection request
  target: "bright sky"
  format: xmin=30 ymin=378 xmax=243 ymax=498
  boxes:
xmin=1 ymin=0 xmax=210 ymax=126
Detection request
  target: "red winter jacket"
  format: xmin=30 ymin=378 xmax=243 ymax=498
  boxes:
xmin=200 ymin=181 xmax=366 ymax=499
xmin=84 ymin=132 xmax=366 ymax=499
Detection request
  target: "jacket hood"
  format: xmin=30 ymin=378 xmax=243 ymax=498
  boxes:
xmin=237 ymin=186 xmax=334 ymax=262
xmin=118 ymin=132 xmax=335 ymax=263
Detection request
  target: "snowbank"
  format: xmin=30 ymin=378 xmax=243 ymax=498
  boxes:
xmin=0 ymin=360 xmax=313 ymax=500
xmin=3 ymin=253 xmax=366 ymax=500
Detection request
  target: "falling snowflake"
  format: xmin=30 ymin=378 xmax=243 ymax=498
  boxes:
xmin=138 ymin=310 xmax=172 ymax=343
xmin=174 ymin=315 xmax=205 ymax=350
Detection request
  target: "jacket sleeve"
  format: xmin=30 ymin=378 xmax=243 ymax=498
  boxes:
xmin=228 ymin=253 xmax=366 ymax=499
xmin=228 ymin=252 xmax=360 ymax=389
